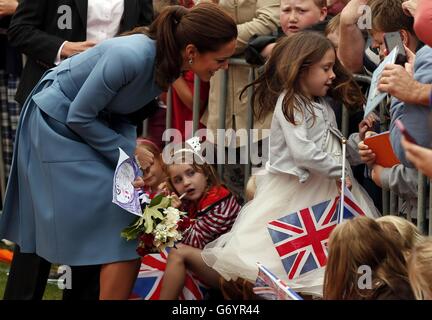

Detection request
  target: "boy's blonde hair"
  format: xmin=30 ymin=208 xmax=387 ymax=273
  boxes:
xmin=377 ymin=216 xmax=424 ymax=255
xmin=325 ymin=13 xmax=340 ymax=37
xmin=408 ymin=238 xmax=432 ymax=299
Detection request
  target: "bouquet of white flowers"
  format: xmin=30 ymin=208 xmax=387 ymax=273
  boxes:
xmin=121 ymin=192 xmax=192 ymax=256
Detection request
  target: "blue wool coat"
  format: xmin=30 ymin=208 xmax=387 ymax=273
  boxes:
xmin=0 ymin=34 xmax=162 ymax=265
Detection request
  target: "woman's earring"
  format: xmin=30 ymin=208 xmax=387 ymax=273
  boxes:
xmin=188 ymin=58 xmax=193 ymax=65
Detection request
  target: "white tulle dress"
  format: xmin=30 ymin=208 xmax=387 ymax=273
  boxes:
xmin=201 ymin=94 xmax=380 ymax=297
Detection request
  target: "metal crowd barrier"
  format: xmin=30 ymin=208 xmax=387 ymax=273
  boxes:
xmin=144 ymin=59 xmax=430 ymax=236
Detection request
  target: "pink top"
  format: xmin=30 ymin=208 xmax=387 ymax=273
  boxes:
xmin=414 ymin=0 xmax=432 ymax=47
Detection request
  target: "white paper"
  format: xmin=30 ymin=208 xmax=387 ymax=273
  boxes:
xmin=112 ymin=148 xmax=142 ymax=216
xmin=364 ymin=47 xmax=399 ymax=118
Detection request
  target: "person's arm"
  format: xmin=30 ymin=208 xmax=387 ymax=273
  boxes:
xmin=7 ymin=0 xmax=63 ymax=65
xmin=372 ymin=164 xmax=418 ymax=199
xmin=389 ymin=47 xmax=432 ymax=166
xmin=401 ymin=136 xmax=432 ymax=178
xmin=0 ymin=0 xmax=18 ymax=17
xmin=338 ymin=0 xmax=367 ymax=73
xmin=378 ymin=65 xmax=431 ymax=106
xmin=66 ymin=47 xmax=149 ymax=165
xmin=7 ymin=0 xmax=95 ymax=66
xmin=181 ymin=195 xmax=240 ymax=249
xmin=172 ymin=77 xmax=194 ymax=110
xmin=378 ymin=46 xmax=432 ymax=106
xmin=235 ymin=0 xmax=280 ymax=54
xmin=277 ymin=105 xmax=342 ymax=179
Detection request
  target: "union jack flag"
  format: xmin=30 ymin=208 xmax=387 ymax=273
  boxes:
xmin=130 ymin=248 xmax=208 ymax=300
xmin=267 ymin=187 xmax=365 ymax=280
xmin=253 ymin=263 xmax=303 ymax=300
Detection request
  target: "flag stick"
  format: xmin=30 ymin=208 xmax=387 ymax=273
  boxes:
xmin=339 ymin=138 xmax=347 ymax=224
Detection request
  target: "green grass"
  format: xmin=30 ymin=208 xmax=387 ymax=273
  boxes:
xmin=0 ymin=251 xmax=62 ymax=300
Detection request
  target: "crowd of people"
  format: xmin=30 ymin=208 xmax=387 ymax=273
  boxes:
xmin=0 ymin=0 xmax=431 ymax=301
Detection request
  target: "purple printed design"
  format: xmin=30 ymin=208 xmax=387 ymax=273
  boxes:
xmin=112 ymin=148 xmax=142 ymax=216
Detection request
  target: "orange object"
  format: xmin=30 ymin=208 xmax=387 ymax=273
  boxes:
xmin=0 ymin=249 xmax=13 ymax=264
xmin=364 ymin=131 xmax=400 ymax=168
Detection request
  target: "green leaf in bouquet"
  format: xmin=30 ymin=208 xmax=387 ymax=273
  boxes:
xmin=143 ymin=206 xmax=164 ymax=233
xmin=149 ymin=194 xmax=164 ymax=207
xmin=120 ymin=216 xmax=144 ymax=240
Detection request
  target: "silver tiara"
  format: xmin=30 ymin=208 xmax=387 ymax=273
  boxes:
xmin=172 ymin=137 xmax=205 ymax=163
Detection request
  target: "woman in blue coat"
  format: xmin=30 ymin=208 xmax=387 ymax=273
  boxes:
xmin=0 ymin=3 xmax=237 ymax=299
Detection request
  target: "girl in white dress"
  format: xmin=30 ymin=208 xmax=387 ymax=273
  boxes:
xmin=201 ymin=31 xmax=380 ymax=297
xmin=159 ymin=32 xmax=379 ymax=299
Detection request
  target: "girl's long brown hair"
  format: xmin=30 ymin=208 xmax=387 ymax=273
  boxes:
xmin=323 ymin=216 xmax=413 ymax=300
xmin=123 ymin=3 xmax=237 ymax=90
xmin=243 ymin=32 xmax=364 ymax=125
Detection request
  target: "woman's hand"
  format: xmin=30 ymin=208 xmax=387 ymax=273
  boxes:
xmin=135 ymin=145 xmax=154 ymax=171
xmin=401 ymin=136 xmax=432 ymax=178
xmin=132 ymin=176 xmax=145 ymax=189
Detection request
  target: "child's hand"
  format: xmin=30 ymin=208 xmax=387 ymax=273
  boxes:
xmin=170 ymin=193 xmax=182 ymax=209
xmin=158 ymin=182 xmax=171 ymax=196
xmin=358 ymin=114 xmax=377 ymax=141
xmin=370 ymin=164 xmax=384 ymax=187
xmin=335 ymin=176 xmax=352 ymax=194
xmin=358 ymin=132 xmax=376 ymax=167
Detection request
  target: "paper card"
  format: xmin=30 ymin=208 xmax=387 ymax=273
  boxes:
xmin=112 ymin=148 xmax=142 ymax=216
xmin=364 ymin=47 xmax=399 ymax=118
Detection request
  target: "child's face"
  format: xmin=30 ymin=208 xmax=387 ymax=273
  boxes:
xmin=142 ymin=158 xmax=166 ymax=189
xmin=300 ymin=48 xmax=336 ymax=98
xmin=280 ymin=0 xmax=327 ymax=36
xmin=168 ymin=164 xmax=208 ymax=202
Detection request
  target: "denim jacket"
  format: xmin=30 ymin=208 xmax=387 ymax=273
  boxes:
xmin=266 ymin=92 xmax=343 ymax=183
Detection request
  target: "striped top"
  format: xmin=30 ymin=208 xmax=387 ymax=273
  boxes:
xmin=181 ymin=186 xmax=241 ymax=249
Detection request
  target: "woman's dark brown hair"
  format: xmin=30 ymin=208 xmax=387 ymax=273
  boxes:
xmin=243 ymin=32 xmax=364 ymax=125
xmin=125 ymin=3 xmax=237 ymax=90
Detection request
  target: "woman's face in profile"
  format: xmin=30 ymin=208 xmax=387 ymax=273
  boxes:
xmin=189 ymin=39 xmax=236 ymax=82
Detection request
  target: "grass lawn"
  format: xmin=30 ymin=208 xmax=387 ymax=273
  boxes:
xmin=0 ymin=246 xmax=62 ymax=300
